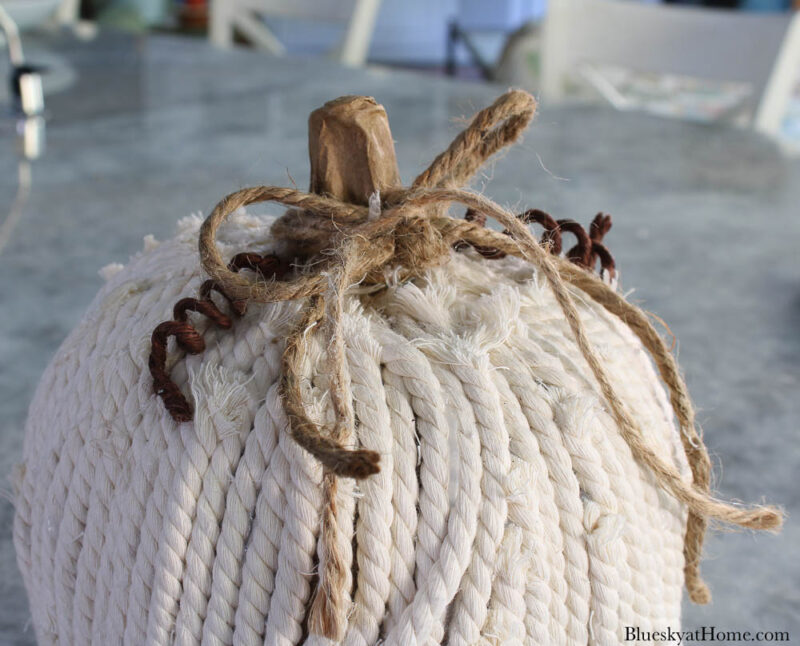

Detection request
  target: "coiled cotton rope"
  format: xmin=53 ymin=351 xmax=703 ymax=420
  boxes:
xmin=13 ymin=90 xmax=780 ymax=645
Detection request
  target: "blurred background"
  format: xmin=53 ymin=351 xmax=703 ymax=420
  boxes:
xmin=1 ymin=0 xmax=799 ymax=644
xmin=4 ymin=0 xmax=800 ymax=139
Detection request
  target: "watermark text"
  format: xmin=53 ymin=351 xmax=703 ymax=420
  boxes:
xmin=624 ymin=626 xmax=790 ymax=643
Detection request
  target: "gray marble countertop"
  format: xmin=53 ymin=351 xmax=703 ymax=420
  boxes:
xmin=1 ymin=32 xmax=798 ymax=645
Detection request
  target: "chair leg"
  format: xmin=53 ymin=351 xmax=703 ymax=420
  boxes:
xmin=755 ymin=13 xmax=800 ymax=136
xmin=209 ymin=0 xmax=233 ymax=48
xmin=55 ymin=0 xmax=80 ymax=25
xmin=339 ymin=0 xmax=382 ymax=66
xmin=446 ymin=21 xmax=458 ymax=76
xmin=231 ymin=11 xmax=286 ymax=55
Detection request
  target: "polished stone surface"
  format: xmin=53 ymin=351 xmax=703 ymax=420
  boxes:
xmin=1 ymin=32 xmax=798 ymax=645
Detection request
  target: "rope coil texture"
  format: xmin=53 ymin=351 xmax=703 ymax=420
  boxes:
xmin=13 ymin=90 xmax=780 ymax=645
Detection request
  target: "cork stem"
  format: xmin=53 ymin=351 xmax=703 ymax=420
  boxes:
xmin=308 ymin=95 xmax=401 ymax=204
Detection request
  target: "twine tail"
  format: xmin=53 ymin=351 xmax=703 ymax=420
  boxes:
xmin=284 ymin=251 xmax=379 ymax=638
xmin=409 ymin=188 xmax=784 ymax=602
xmin=280 ymin=296 xmax=379 ymax=480
xmin=553 ymin=262 xmax=719 ymax=603
xmin=307 ymin=472 xmax=349 ymax=641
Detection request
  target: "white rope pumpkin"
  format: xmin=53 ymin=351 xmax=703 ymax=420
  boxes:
xmin=13 ymin=91 xmax=777 ymax=646
xmin=13 ymin=208 xmax=689 ymax=645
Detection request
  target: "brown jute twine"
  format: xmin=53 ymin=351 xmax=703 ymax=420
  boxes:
xmin=193 ymin=90 xmax=781 ymax=637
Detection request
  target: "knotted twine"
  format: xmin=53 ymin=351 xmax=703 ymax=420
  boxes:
xmin=197 ymin=89 xmax=781 ymax=638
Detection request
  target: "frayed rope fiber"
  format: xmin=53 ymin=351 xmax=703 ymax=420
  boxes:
xmin=14 ymin=90 xmax=780 ymax=645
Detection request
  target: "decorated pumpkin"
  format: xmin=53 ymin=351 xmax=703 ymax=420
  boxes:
xmin=13 ymin=91 xmax=779 ymax=646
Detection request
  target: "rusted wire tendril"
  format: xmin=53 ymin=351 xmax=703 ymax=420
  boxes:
xmin=456 ymin=208 xmax=617 ymax=278
xmin=148 ymin=251 xmax=290 ymax=421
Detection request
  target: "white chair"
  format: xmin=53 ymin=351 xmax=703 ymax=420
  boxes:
xmin=540 ymin=0 xmax=800 ymax=135
xmin=209 ymin=0 xmax=382 ymax=67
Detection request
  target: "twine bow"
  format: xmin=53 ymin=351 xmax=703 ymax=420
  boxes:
xmin=169 ymin=90 xmax=780 ymax=636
